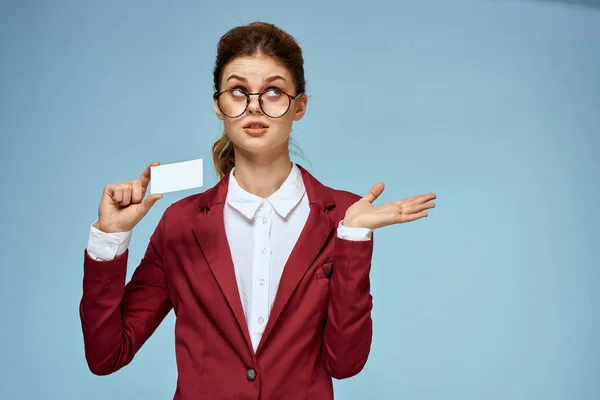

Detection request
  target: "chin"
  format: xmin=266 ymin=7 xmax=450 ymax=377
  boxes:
xmin=232 ymin=133 xmax=288 ymax=155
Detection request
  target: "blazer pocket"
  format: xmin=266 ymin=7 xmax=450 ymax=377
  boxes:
xmin=316 ymin=261 xmax=333 ymax=279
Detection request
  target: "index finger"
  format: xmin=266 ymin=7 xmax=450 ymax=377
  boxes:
xmin=140 ymin=161 xmax=160 ymax=189
xmin=396 ymin=192 xmax=436 ymax=205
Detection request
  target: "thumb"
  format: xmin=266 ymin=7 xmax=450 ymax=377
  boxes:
xmin=362 ymin=182 xmax=384 ymax=204
xmin=140 ymin=193 xmax=163 ymax=212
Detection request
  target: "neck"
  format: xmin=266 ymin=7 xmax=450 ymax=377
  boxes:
xmin=232 ymin=146 xmax=293 ymax=199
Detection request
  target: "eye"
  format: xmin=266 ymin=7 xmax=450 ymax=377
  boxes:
xmin=231 ymin=86 xmax=247 ymax=97
xmin=264 ymin=87 xmax=282 ymax=97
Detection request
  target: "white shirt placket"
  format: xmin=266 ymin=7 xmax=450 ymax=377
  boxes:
xmin=249 ymin=200 xmax=273 ymax=350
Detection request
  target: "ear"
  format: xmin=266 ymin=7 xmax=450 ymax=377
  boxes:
xmin=293 ymin=94 xmax=308 ymax=121
xmin=214 ymin=99 xmax=224 ymax=120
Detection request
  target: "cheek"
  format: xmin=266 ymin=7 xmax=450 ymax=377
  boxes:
xmin=272 ymin=119 xmax=294 ymax=143
xmin=222 ymin=119 xmax=236 ymax=135
xmin=276 ymin=111 xmax=296 ymax=133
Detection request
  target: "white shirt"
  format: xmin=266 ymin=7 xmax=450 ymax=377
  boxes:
xmin=86 ymin=163 xmax=373 ymax=352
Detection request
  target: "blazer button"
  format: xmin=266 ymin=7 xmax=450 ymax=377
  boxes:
xmin=246 ymin=368 xmax=257 ymax=381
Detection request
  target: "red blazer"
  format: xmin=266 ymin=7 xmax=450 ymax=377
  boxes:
xmin=80 ymin=164 xmax=374 ymax=400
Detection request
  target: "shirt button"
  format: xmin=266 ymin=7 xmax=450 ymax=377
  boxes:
xmin=258 ymin=317 xmax=264 ymax=324
xmin=261 ymin=248 xmax=267 ymax=255
xmin=246 ymin=368 xmax=257 ymax=381
xmin=259 ymin=279 xmax=265 ymax=286
xmin=262 ymin=217 xmax=267 ymax=224
xmin=109 ymin=244 xmax=116 ymax=251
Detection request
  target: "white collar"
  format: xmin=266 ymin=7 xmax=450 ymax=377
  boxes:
xmin=226 ymin=163 xmax=305 ymax=220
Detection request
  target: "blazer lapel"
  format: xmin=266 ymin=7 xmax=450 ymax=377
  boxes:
xmin=191 ymin=174 xmax=255 ymax=358
xmin=256 ymin=165 xmax=336 ymax=356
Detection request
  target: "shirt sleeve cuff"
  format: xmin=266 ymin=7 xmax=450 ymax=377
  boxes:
xmin=336 ymin=220 xmax=373 ymax=241
xmin=86 ymin=220 xmax=133 ymax=261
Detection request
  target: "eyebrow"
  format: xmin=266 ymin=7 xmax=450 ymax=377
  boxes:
xmin=225 ymin=74 xmax=287 ymax=84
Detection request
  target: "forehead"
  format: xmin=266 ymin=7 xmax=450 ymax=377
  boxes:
xmin=221 ymin=55 xmax=293 ymax=86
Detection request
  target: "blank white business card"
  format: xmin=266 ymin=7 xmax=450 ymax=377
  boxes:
xmin=150 ymin=158 xmax=203 ymax=194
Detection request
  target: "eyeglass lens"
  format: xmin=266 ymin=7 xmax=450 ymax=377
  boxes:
xmin=218 ymin=89 xmax=291 ymax=118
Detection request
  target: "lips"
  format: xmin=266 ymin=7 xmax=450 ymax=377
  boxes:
xmin=243 ymin=121 xmax=269 ymax=129
xmin=242 ymin=120 xmax=269 ymax=136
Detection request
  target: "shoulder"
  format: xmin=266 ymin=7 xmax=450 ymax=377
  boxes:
xmin=322 ymin=185 xmax=362 ymax=223
xmin=330 ymin=188 xmax=362 ymax=210
xmin=159 ymin=185 xmax=218 ymax=223
xmin=168 ymin=192 xmax=206 ymax=211
xmin=297 ymin=164 xmax=361 ymax=214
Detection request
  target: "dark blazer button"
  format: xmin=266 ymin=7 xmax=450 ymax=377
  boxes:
xmin=246 ymin=368 xmax=257 ymax=381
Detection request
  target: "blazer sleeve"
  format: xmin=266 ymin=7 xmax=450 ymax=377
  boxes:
xmin=322 ymin=202 xmax=374 ymax=379
xmin=79 ymin=209 xmax=173 ymax=375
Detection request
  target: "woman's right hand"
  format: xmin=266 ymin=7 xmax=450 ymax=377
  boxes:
xmin=95 ymin=162 xmax=163 ymax=233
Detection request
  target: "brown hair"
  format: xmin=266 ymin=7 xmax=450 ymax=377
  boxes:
xmin=211 ymin=22 xmax=306 ymax=179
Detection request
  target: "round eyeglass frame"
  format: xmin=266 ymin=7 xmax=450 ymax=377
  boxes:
xmin=213 ymin=88 xmax=304 ymax=119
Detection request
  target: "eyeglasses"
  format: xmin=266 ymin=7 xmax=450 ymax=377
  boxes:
xmin=213 ymin=87 xmax=303 ymax=119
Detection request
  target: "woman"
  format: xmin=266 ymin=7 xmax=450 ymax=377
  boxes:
xmin=80 ymin=22 xmax=436 ymax=400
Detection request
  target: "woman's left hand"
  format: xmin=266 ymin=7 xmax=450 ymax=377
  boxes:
xmin=342 ymin=183 xmax=436 ymax=230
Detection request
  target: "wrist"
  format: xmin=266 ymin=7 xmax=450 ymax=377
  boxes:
xmin=342 ymin=217 xmax=359 ymax=228
xmin=95 ymin=220 xmax=117 ymax=234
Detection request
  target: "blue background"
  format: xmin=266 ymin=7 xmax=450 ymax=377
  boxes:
xmin=1 ymin=0 xmax=598 ymax=399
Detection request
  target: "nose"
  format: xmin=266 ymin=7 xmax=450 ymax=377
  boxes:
xmin=246 ymin=94 xmax=263 ymax=115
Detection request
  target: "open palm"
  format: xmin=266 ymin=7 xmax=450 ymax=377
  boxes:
xmin=343 ymin=183 xmax=436 ymax=230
